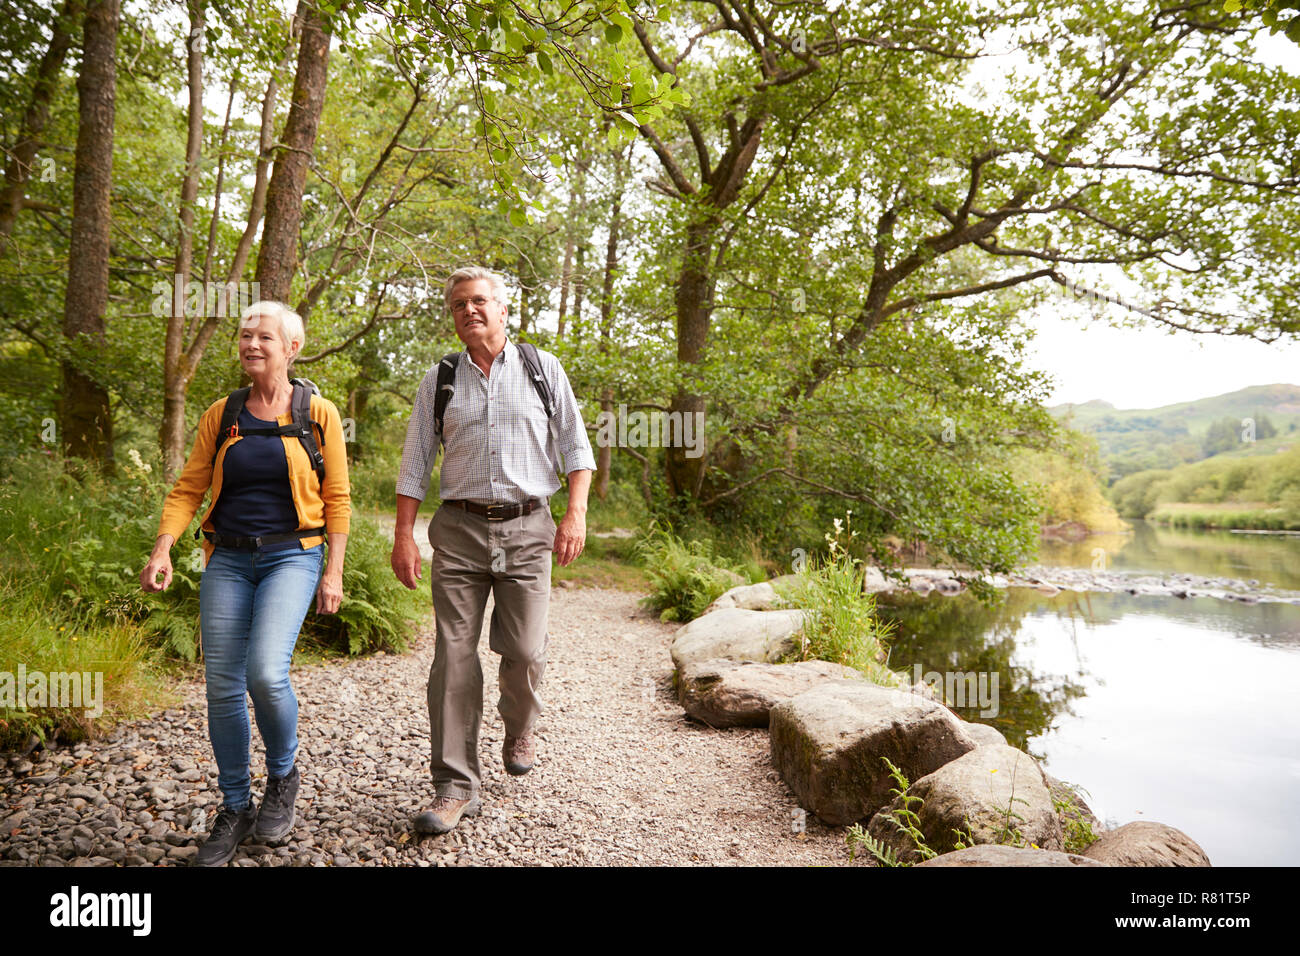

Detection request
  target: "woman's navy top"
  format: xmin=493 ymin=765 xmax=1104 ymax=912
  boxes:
xmin=210 ymin=407 xmax=302 ymax=553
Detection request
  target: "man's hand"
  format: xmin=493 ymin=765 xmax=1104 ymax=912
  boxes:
xmin=391 ymin=534 xmax=423 ymax=589
xmin=552 ymin=509 xmax=586 ymax=567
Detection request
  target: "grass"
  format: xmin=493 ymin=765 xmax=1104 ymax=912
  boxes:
xmin=782 ymin=515 xmax=903 ymax=682
xmin=0 ymin=576 xmax=177 ymax=750
xmin=553 ymin=533 xmax=650 ymax=591
xmin=1148 ymin=502 xmax=1300 ymax=531
xmin=1052 ymin=781 xmax=1102 ymax=854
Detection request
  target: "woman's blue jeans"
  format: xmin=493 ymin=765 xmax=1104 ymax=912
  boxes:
xmin=198 ymin=545 xmax=323 ymax=811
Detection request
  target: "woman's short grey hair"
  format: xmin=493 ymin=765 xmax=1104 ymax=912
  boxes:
xmin=239 ymin=300 xmax=305 ymax=359
xmin=444 ymin=266 xmax=507 ymax=310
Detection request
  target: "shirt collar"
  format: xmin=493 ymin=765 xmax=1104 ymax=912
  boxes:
xmin=455 ymin=337 xmax=513 ymax=371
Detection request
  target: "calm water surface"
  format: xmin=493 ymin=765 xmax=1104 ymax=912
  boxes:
xmin=875 ymin=521 xmax=1300 ymax=866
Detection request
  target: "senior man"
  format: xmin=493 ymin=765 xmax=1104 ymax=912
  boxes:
xmin=391 ymin=266 xmax=595 ymax=835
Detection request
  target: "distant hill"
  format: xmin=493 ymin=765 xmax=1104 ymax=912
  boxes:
xmin=1050 ymin=384 xmax=1300 ymax=483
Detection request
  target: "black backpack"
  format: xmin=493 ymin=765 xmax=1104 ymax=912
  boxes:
xmin=211 ymin=377 xmax=327 ymax=482
xmin=434 ymin=342 xmax=553 ymax=445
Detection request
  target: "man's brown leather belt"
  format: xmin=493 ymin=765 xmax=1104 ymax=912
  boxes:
xmin=445 ymin=499 xmax=543 ymax=521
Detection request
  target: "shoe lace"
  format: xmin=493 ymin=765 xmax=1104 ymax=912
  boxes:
xmin=209 ymin=805 xmax=244 ymax=837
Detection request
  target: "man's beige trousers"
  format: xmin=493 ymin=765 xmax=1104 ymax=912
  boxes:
xmin=426 ymin=501 xmax=554 ymax=798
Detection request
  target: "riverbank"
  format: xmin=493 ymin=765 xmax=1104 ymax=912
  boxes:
xmin=866 ymin=566 xmax=1300 ymax=604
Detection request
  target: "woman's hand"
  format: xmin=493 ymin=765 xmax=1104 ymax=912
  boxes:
xmin=140 ymin=535 xmax=176 ymax=592
xmin=316 ymin=567 xmax=343 ymax=614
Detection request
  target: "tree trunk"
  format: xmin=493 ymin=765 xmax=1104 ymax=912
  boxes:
xmin=255 ymin=0 xmax=335 ymax=302
xmin=595 ymin=161 xmax=625 ymax=501
xmin=159 ymin=0 xmax=205 ymax=482
xmin=59 ymin=0 xmax=118 ymax=472
xmin=570 ymin=243 xmax=586 ymax=341
xmin=0 ymin=0 xmax=79 ymax=244
xmin=664 ymin=216 xmax=717 ymax=498
xmin=556 ymin=183 xmax=575 ymax=338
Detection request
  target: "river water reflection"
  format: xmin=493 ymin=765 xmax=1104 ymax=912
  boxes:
xmin=874 ymin=522 xmax=1300 ymax=866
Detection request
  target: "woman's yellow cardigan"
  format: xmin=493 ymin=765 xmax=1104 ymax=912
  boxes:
xmin=156 ymin=392 xmax=352 ymax=566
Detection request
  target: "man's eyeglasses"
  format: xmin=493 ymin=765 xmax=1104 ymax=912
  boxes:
xmin=450 ymin=295 xmax=497 ymax=314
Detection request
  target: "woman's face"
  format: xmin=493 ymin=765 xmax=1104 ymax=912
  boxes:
xmin=238 ymin=314 xmax=296 ymax=380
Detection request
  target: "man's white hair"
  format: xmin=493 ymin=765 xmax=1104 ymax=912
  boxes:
xmin=239 ymin=300 xmax=305 ymax=360
xmin=444 ymin=266 xmax=508 ymax=310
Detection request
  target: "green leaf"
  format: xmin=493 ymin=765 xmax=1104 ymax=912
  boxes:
xmin=605 ymin=22 xmax=623 ymax=44
xmin=509 ymin=207 xmax=528 ymax=227
xmin=609 ymin=11 xmax=635 ymax=36
xmin=536 ymin=49 xmax=553 ymax=74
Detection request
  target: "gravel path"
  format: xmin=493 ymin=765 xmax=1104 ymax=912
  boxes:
xmin=1 ymin=586 xmax=865 ymax=867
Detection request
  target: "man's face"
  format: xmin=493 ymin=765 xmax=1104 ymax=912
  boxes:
xmin=449 ymin=278 xmax=507 ymax=349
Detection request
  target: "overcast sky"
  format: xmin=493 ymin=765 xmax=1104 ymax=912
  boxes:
xmin=1026 ymin=312 xmax=1300 ymax=409
xmin=1015 ymin=30 xmax=1299 ymax=411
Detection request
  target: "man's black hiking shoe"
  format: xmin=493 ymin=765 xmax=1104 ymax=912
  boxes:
xmin=255 ymin=765 xmax=299 ymax=843
xmin=193 ymin=803 xmax=257 ymax=867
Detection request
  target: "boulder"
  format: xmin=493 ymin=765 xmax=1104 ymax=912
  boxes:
xmin=867 ymin=744 xmax=1063 ymax=862
xmin=669 ymin=608 xmax=807 ymax=671
xmin=769 ymin=679 xmax=978 ymax=825
xmin=961 ymin=722 xmax=1009 ymax=748
xmin=704 ymin=581 xmax=783 ymax=614
xmin=677 ymin=659 xmax=864 ymax=727
xmin=1081 ymin=821 xmax=1211 ymax=867
xmin=916 ymin=845 xmax=1105 ymax=867
xmin=861 ymin=567 xmax=891 ymax=594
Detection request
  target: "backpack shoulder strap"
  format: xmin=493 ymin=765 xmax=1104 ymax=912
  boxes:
xmin=212 ymin=386 xmax=252 ymax=467
xmin=432 ymin=352 xmax=462 ymax=443
xmin=516 ymin=342 xmax=554 ymax=419
xmin=292 ymin=382 xmax=326 ymax=483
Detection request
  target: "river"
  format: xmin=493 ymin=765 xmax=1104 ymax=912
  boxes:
xmin=873 ymin=520 xmax=1300 ymax=866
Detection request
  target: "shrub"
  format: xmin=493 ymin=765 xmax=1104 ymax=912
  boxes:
xmin=0 ymin=451 xmax=425 ymax=660
xmin=633 ymin=521 xmax=757 ymax=622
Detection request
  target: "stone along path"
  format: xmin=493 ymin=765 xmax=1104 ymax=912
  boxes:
xmin=1 ymin=586 xmax=865 ymax=867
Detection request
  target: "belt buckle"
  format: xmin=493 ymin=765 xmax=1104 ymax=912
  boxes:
xmin=485 ymin=503 xmax=509 ymax=521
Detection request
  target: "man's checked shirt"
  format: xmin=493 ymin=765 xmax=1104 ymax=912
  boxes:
xmin=396 ymin=339 xmax=597 ymax=505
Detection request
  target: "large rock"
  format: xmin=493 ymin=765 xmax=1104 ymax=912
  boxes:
xmin=769 ymin=679 xmax=978 ymax=825
xmin=916 ymin=845 xmax=1105 ymax=867
xmin=1081 ymin=821 xmax=1211 ymax=867
xmin=768 ymin=574 xmax=805 ymax=598
xmin=703 ymin=581 xmax=783 ymax=614
xmin=670 ymin=608 xmax=807 ymax=670
xmin=961 ymin=722 xmax=1008 ymax=748
xmin=867 ymin=744 xmax=1063 ymax=862
xmin=677 ymin=659 xmax=864 ymax=727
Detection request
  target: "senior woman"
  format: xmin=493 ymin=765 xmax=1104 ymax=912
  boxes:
xmin=139 ymin=300 xmax=350 ymax=867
